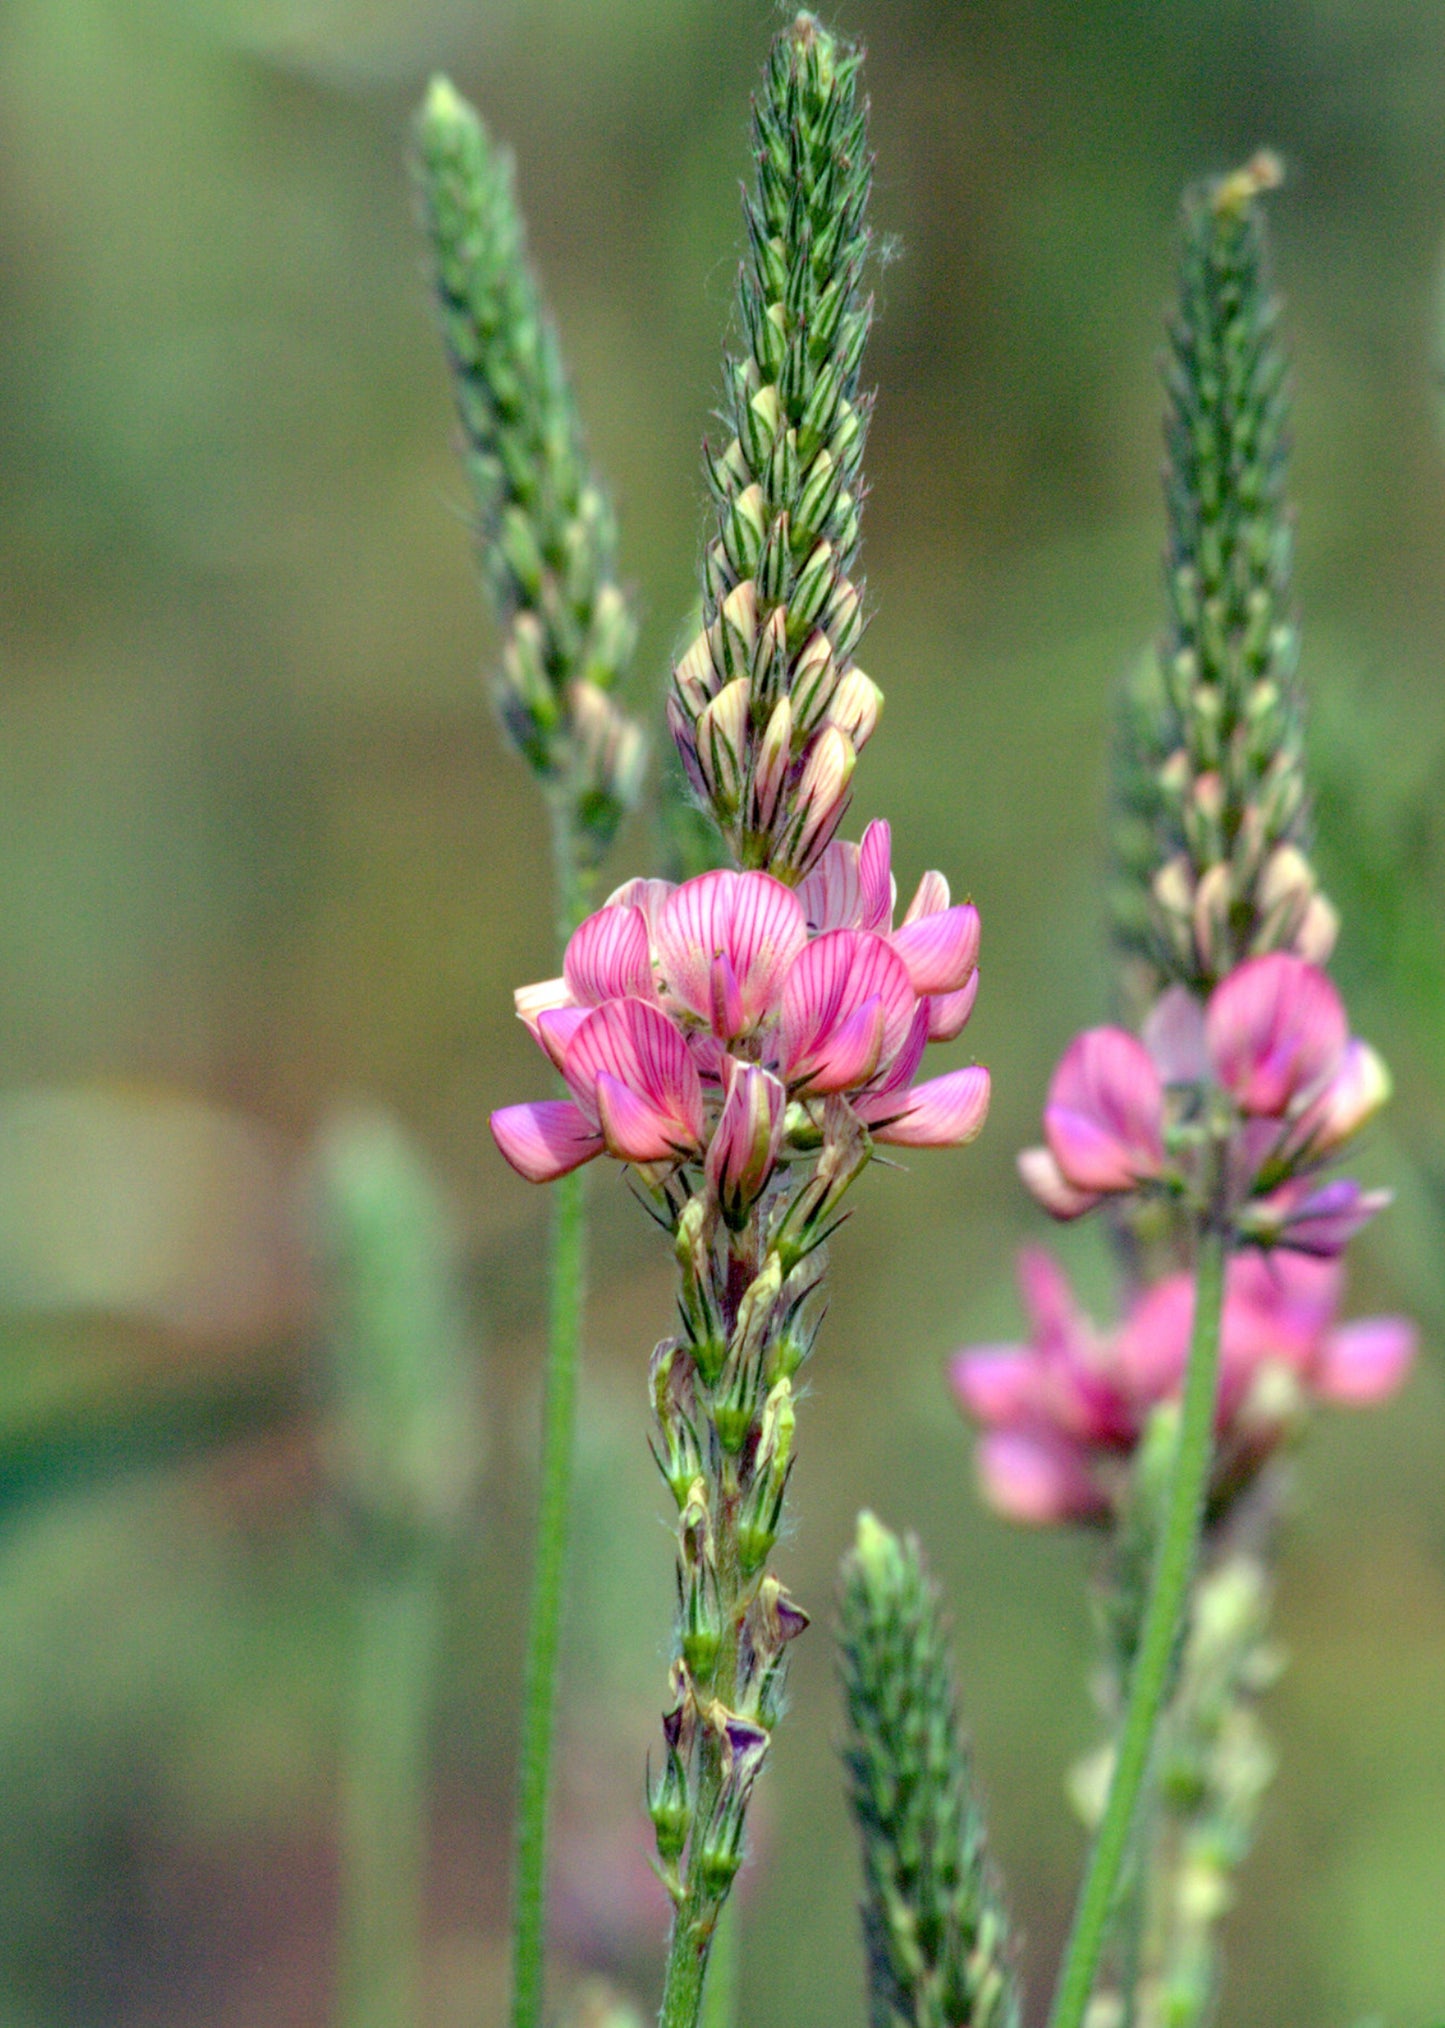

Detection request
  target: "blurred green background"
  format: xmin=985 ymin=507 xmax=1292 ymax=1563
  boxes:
xmin=2 ymin=0 xmax=1443 ymax=2023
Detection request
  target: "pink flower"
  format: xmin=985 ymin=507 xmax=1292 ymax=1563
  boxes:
xmin=1204 ymin=953 xmax=1348 ymax=1116
xmin=1239 ymin=1175 xmax=1392 ymax=1258
xmin=653 ymin=870 xmax=807 ymax=1041
xmin=1037 ymin=1027 xmax=1166 ymax=1198
xmin=951 ymin=1247 xmax=1415 ymax=1526
xmin=778 ymin=928 xmax=916 ymax=1094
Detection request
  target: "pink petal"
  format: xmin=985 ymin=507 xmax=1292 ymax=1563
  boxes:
xmin=1044 ymin=1028 xmax=1165 ymax=1191
xmin=855 ymin=1000 xmax=930 ymax=1115
xmin=562 ymin=998 xmax=704 ymax=1149
xmin=1018 ymin=1146 xmax=1102 ymax=1220
xmin=535 ymin=1003 xmax=590 ymax=1070
xmin=902 ymin=867 xmax=950 ymax=926
xmin=779 ymin=929 xmax=917 ymax=1091
xmin=655 ymin=871 xmax=807 ymax=1035
xmin=1205 ymin=954 xmax=1348 ymax=1116
xmin=890 ymin=903 xmax=981 ymax=997
xmin=604 ymin=876 xmax=677 ymax=944
xmin=928 ymin=972 xmax=980 ymax=1040
xmin=949 ymin=1346 xmax=1037 ymax=1426
xmin=490 ymin=1100 xmax=603 ymax=1183
xmin=857 ymin=820 xmax=895 ymax=930
xmin=705 ymin=1061 xmax=785 ymax=1218
xmin=1112 ymin=1274 xmax=1194 ymax=1403
xmin=802 ymin=994 xmax=887 ymax=1094
xmin=1313 ymin=1317 xmax=1417 ymax=1404
xmin=870 ymin=1066 xmax=991 ymax=1147
xmin=1016 ymin=1247 xmax=1085 ymax=1349
xmin=976 ymin=1430 xmax=1106 ymax=1526
xmin=595 ymin=1073 xmax=688 ymax=1164
xmin=1142 ymin=985 xmax=1210 ymax=1084
xmin=563 ymin=905 xmax=655 ymax=1006
xmin=515 ymin=975 xmax=575 ymax=1039
xmin=798 ymin=840 xmax=863 ymax=934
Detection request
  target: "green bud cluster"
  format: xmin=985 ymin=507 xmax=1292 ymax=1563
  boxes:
xmin=312 ymin=1109 xmax=481 ymax=1548
xmin=838 ymin=1516 xmax=1021 ymax=2028
xmin=414 ymin=76 xmax=644 ymax=861
xmin=1110 ymin=155 xmax=1335 ymax=1008
xmin=668 ymin=13 xmax=879 ymax=880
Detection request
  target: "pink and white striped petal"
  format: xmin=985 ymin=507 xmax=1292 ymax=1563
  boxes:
xmin=563 ymin=904 xmax=655 ymax=1007
xmin=490 ymin=1099 xmax=604 ymax=1183
xmin=534 ymin=1004 xmax=590 ymax=1070
xmin=890 ymin=902 xmax=980 ymax=996
xmin=800 ymin=994 xmax=888 ymax=1094
xmin=706 ymin=1061 xmax=786 ymax=1221
xmin=798 ymin=840 xmax=863 ymax=934
xmin=927 ymin=972 xmax=980 ymax=1040
xmin=1205 ymin=953 xmax=1348 ymax=1116
xmin=778 ymin=929 xmax=918 ymax=1092
xmin=856 ymin=820 xmax=895 ymax=930
xmin=870 ymin=1065 xmax=991 ymax=1147
xmin=514 ymin=975 xmax=575 ymax=1040
xmin=901 ymin=867 xmax=949 ymax=925
xmin=654 ymin=871 xmax=807 ymax=1036
xmin=561 ymin=997 xmax=705 ymax=1154
xmin=1044 ymin=1027 xmax=1165 ymax=1193
xmin=595 ymin=1073 xmax=691 ymax=1165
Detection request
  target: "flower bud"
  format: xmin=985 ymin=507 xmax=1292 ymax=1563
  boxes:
xmin=789 ymin=725 xmax=856 ymax=870
xmin=695 ymin=677 xmax=751 ymax=815
xmin=1191 ymin=861 xmax=1233 ymax=974
xmin=820 ymin=575 xmax=863 ymax=661
xmin=819 ymin=666 xmax=882 ymax=750
xmin=680 ymin=1558 xmax=723 ymax=1682
xmin=501 ymin=611 xmax=557 ymax=728
xmin=750 ymin=696 xmax=794 ymax=833
xmin=788 ymin=629 xmax=839 ymax=733
xmin=789 ymin=538 xmax=836 ymax=634
xmin=672 ymin=627 xmax=716 ymax=718
xmin=1294 ymin=890 xmax=1339 ymax=965
xmin=1282 ymin=1039 xmax=1391 ymax=1163
xmin=749 ymin=604 xmax=789 ymax=711
xmin=706 ymin=1061 xmax=786 ymax=1228
xmin=648 ymin=1744 xmax=691 ymax=1866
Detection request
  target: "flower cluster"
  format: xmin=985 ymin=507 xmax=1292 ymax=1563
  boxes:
xmin=491 ymin=821 xmax=989 ymax=1191
xmin=952 ymin=1246 xmax=1415 ymax=1526
xmin=1019 ymin=952 xmax=1390 ymax=1258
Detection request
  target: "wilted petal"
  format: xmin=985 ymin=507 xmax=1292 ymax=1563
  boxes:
xmin=655 ymin=870 xmax=807 ymax=1036
xmin=490 ymin=1100 xmax=603 ymax=1183
xmin=1044 ymin=1027 xmax=1165 ymax=1192
xmin=563 ymin=905 xmax=654 ymax=1006
xmin=976 ymin=1430 xmax=1106 ymax=1526
xmin=1018 ymin=1146 xmax=1102 ymax=1220
xmin=927 ymin=972 xmax=980 ymax=1040
xmin=778 ymin=929 xmax=917 ymax=1092
xmin=1205 ymin=953 xmax=1348 ymax=1116
xmin=890 ymin=902 xmax=980 ymax=996
xmin=870 ymin=1066 xmax=991 ymax=1148
xmin=1313 ymin=1317 xmax=1417 ymax=1405
xmin=562 ymin=998 xmax=704 ymax=1154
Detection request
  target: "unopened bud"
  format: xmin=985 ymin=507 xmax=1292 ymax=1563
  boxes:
xmin=673 ymin=627 xmax=716 ymax=718
xmin=706 ymin=1061 xmax=786 ymax=1228
xmin=789 ymin=725 xmax=856 ymax=869
xmin=1191 ymin=860 xmax=1233 ymax=974
xmin=501 ymin=612 xmax=558 ymax=730
xmin=820 ymin=574 xmax=863 ymax=660
xmin=722 ymin=483 xmax=768 ymax=581
xmin=789 ymin=629 xmax=839 ymax=733
xmin=648 ymin=1744 xmax=691 ymax=1865
xmin=819 ymin=666 xmax=882 ymax=750
xmin=751 ymin=696 xmax=794 ymax=832
xmin=1294 ymin=889 xmax=1339 ymax=964
xmin=789 ymin=538 xmax=836 ymax=633
xmin=695 ymin=677 xmax=751 ymax=814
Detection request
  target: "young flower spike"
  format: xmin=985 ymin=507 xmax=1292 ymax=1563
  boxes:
xmin=414 ymin=76 xmax=644 ymax=859
xmin=668 ymin=12 xmax=878 ymax=875
xmin=838 ymin=1515 xmax=1021 ymax=2028
xmin=1109 ymin=153 xmax=1333 ymax=1006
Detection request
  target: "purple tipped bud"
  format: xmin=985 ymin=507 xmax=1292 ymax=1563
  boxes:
xmin=1240 ymin=1174 xmax=1391 ymax=1258
xmin=720 ymin=1710 xmax=771 ymax=1789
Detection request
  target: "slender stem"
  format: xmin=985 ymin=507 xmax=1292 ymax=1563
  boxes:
xmin=509 ymin=793 xmax=594 ymax=2028
xmin=1046 ymin=1218 xmax=1229 ymax=2028
xmin=699 ymin=1898 xmax=737 ymax=2028
xmin=338 ymin=1553 xmax=446 ymax=2028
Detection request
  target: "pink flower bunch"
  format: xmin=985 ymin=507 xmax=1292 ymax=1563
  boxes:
xmin=1020 ymin=953 xmax=1392 ymax=1256
xmin=951 ymin=1247 xmax=1416 ymax=1525
xmin=491 ymin=820 xmax=990 ymax=1194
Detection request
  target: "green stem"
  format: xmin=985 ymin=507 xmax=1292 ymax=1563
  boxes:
xmin=699 ymin=1898 xmax=737 ymax=2028
xmin=509 ymin=794 xmax=594 ymax=2028
xmin=1046 ymin=1219 xmax=1229 ymax=2028
xmin=338 ymin=1554 xmax=446 ymax=2028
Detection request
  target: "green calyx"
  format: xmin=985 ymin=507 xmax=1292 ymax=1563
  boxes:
xmin=838 ymin=1516 xmax=1021 ymax=2028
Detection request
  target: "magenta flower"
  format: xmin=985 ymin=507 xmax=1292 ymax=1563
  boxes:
xmin=951 ymin=1248 xmax=1415 ymax=1526
xmin=1204 ymin=952 xmax=1348 ymax=1116
xmin=1029 ymin=1027 xmax=1166 ymax=1206
xmin=654 ymin=871 xmax=807 ymax=1041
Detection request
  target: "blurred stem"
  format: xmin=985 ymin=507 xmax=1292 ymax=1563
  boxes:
xmin=698 ymin=1885 xmax=737 ymax=2028
xmin=510 ymin=790 xmax=595 ymax=2028
xmin=339 ymin=1552 xmax=446 ymax=2028
xmin=1046 ymin=1216 xmax=1228 ymax=2028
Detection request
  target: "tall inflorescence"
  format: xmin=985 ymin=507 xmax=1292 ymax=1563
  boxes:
xmin=838 ymin=1516 xmax=1020 ymax=2028
xmin=414 ymin=78 xmax=644 ymax=864
xmin=1110 ymin=154 xmax=1335 ymax=1017
xmin=490 ymin=20 xmax=993 ymax=2025
xmin=669 ymin=12 xmax=877 ymax=881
